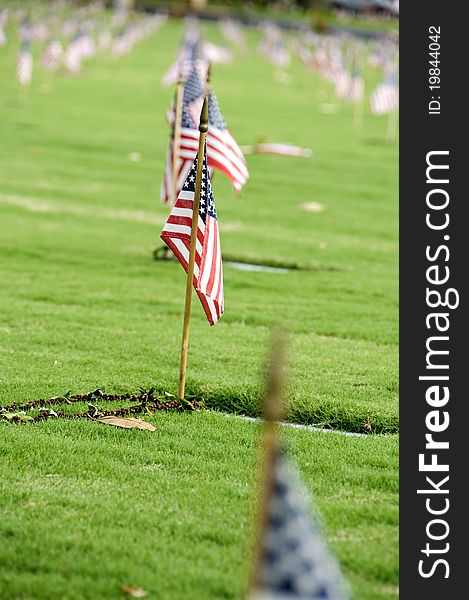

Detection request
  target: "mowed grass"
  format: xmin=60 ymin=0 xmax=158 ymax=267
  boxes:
xmin=0 ymin=412 xmax=398 ymax=600
xmin=0 ymin=13 xmax=398 ymax=600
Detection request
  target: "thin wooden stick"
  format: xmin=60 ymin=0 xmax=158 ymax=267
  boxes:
xmin=204 ymin=62 xmax=212 ymax=97
xmin=171 ymin=68 xmax=185 ymax=206
xmin=248 ymin=331 xmax=286 ymax=594
xmin=177 ymin=95 xmax=209 ymax=401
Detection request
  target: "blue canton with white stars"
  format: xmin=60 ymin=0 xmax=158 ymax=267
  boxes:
xmin=384 ymin=70 xmax=398 ymax=86
xmin=182 ymin=66 xmax=204 ymax=129
xmin=208 ymin=89 xmax=227 ymax=131
xmin=183 ymin=150 xmax=217 ymax=223
xmin=256 ymin=448 xmax=349 ymax=599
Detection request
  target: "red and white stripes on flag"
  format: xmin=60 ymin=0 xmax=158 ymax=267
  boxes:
xmin=161 ymin=121 xmax=248 ymax=205
xmin=41 ymin=39 xmax=64 ymax=71
xmin=343 ymin=71 xmax=364 ymax=103
xmin=161 ymin=67 xmax=248 ymax=204
xmin=160 ymin=149 xmax=224 ymax=326
xmin=370 ymin=71 xmax=399 ymax=115
xmin=206 ymin=88 xmax=248 ymax=193
xmin=207 ymin=128 xmax=248 ymax=193
xmin=160 ymin=127 xmax=199 ymax=206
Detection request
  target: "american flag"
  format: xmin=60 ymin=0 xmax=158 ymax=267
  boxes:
xmin=16 ymin=41 xmax=33 ymax=87
xmin=250 ymin=447 xmax=350 ymax=600
xmin=161 ymin=31 xmax=203 ymax=87
xmin=206 ymin=87 xmax=249 ymax=193
xmin=324 ymin=49 xmax=347 ymax=90
xmin=160 ymin=148 xmax=224 ymax=326
xmin=64 ymin=33 xmax=84 ymax=73
xmin=161 ymin=64 xmax=204 ymax=205
xmin=269 ymin=41 xmax=290 ymax=69
xmin=219 ymin=19 xmax=246 ymax=50
xmin=79 ymin=32 xmax=96 ymax=60
xmin=343 ymin=68 xmax=364 ymax=103
xmin=161 ymin=66 xmax=248 ymax=203
xmin=334 ymin=69 xmax=352 ymax=100
xmin=370 ymin=71 xmax=399 ymax=115
xmin=162 ymin=56 xmax=208 ymax=88
xmin=111 ymin=29 xmax=131 ymax=57
xmin=29 ymin=22 xmax=50 ymax=43
xmin=41 ymin=38 xmax=64 ymax=71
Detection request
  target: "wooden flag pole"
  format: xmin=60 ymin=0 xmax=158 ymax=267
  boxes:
xmin=203 ymin=64 xmax=215 ymax=184
xmin=171 ymin=68 xmax=185 ymax=206
xmin=248 ymin=331 xmax=286 ymax=594
xmin=204 ymin=62 xmax=212 ymax=97
xmin=177 ymin=95 xmax=209 ymax=401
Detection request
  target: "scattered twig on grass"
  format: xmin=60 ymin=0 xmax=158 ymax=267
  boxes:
xmin=0 ymin=389 xmax=204 ymax=424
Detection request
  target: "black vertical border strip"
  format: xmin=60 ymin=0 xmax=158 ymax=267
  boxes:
xmin=400 ymin=2 xmax=467 ymax=597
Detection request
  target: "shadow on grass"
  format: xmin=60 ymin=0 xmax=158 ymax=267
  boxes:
xmin=362 ymin=137 xmax=398 ymax=146
xmin=153 ymin=245 xmax=346 ymax=273
xmin=1 ymin=382 xmax=398 ymax=435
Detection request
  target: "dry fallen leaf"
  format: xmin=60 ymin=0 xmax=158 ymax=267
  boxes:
xmin=97 ymin=417 xmax=156 ymax=431
xmin=120 ymin=585 xmax=149 ymax=598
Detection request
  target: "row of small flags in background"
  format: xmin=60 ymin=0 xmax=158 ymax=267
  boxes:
xmin=159 ymin=17 xmax=398 ymax=114
xmin=291 ymin=27 xmax=398 ymax=114
xmin=3 ymin=2 xmax=398 ymax=115
xmin=1 ymin=1 xmax=166 ymax=86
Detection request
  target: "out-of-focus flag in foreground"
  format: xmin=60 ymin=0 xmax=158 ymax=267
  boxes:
xmin=370 ymin=70 xmax=399 ymax=115
xmin=249 ymin=445 xmax=350 ymax=600
xmin=160 ymin=148 xmax=224 ymax=326
xmin=16 ymin=41 xmax=33 ymax=86
xmin=249 ymin=332 xmax=349 ymax=600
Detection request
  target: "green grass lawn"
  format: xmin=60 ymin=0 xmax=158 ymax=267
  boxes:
xmin=0 ymin=412 xmax=398 ymax=600
xmin=0 ymin=12 xmax=398 ymax=599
